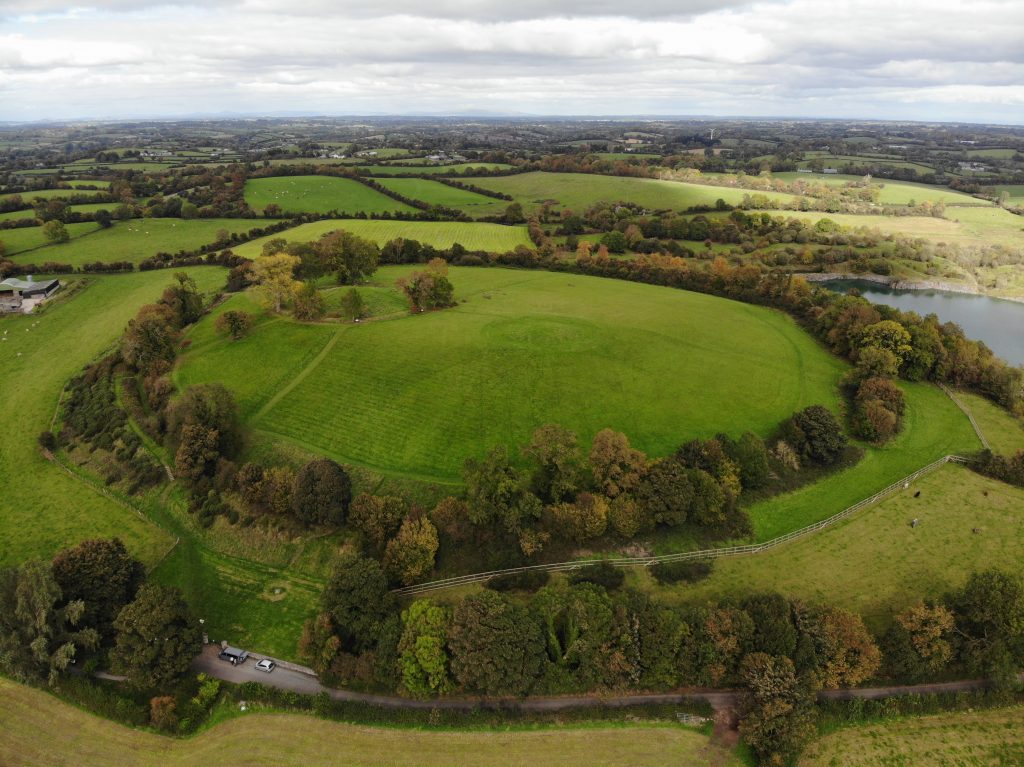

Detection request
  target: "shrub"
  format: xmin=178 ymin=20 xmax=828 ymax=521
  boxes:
xmin=485 ymin=570 xmax=550 ymax=593
xmin=37 ymin=430 xmax=57 ymax=451
xmin=649 ymin=559 xmax=713 ymax=585
xmin=567 ymin=561 xmax=624 ymax=590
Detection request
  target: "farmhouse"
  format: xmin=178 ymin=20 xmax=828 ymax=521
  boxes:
xmin=0 ymin=275 xmax=61 ymax=313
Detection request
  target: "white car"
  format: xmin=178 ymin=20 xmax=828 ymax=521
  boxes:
xmin=254 ymin=658 xmax=276 ymax=673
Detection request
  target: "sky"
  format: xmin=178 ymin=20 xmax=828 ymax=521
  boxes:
xmin=1 ymin=0 xmax=1023 ymax=123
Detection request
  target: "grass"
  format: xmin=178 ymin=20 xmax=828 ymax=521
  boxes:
xmin=234 ymin=219 xmax=532 ymax=257
xmin=985 ymin=184 xmax=1024 ymax=204
xmin=0 ymin=269 xmax=225 ymax=568
xmin=0 ymin=678 xmax=739 ymax=767
xmin=243 ymin=176 xmax=416 ymax=215
xmin=965 ymin=147 xmax=1018 ymax=159
xmin=359 ymin=162 xmax=513 ymax=175
xmin=6 ymin=219 xmax=261 ymax=267
xmin=375 ymin=177 xmax=508 ymax=215
xmin=0 ymin=188 xmax=107 ymax=202
xmin=954 ymin=391 xmax=1024 ymax=455
xmin=177 ymin=265 xmax=846 ymax=483
xmin=746 ymin=381 xmax=980 ymax=542
xmin=0 ymin=202 xmax=120 ymax=223
xmin=470 ymin=171 xmax=799 ymax=214
xmin=638 ymin=464 xmax=1024 ymax=628
xmin=770 ymin=173 xmax=989 ymax=206
xmin=798 ymin=704 xmax=1024 ymax=766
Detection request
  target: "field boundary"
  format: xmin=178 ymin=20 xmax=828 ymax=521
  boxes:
xmin=395 ymin=454 xmax=972 ymax=595
xmin=939 ymin=383 xmax=990 ymax=451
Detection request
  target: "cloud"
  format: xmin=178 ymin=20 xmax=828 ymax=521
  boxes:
xmin=0 ymin=0 xmax=1021 ymax=122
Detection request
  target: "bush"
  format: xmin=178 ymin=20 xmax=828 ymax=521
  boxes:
xmin=37 ymin=430 xmax=57 ymax=451
xmin=485 ymin=569 xmax=550 ymax=593
xmin=649 ymin=559 xmax=713 ymax=585
xmin=567 ymin=561 xmax=624 ymax=590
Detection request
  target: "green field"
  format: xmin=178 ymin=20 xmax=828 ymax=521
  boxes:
xmin=243 ymin=176 xmax=416 ymax=215
xmin=0 ymin=202 xmax=117 ymax=223
xmin=471 ymin=171 xmax=799 ymax=213
xmin=799 ymin=705 xmax=1024 ymax=766
xmin=6 ymin=219 xmax=261 ymax=267
xmin=0 ymin=270 xmax=224 ymax=568
xmin=640 ymin=464 xmax=1024 ymax=627
xmin=771 ymin=173 xmax=989 ymax=206
xmin=376 ymin=177 xmax=508 ymax=215
xmin=176 ymin=265 xmax=845 ymax=482
xmin=956 ymin=390 xmax=1024 ymax=455
xmin=234 ymin=219 xmax=532 ymax=257
xmin=966 ymin=147 xmax=1018 ymax=159
xmin=364 ymin=162 xmax=513 ymax=175
xmin=0 ymin=679 xmax=737 ymax=767
xmin=985 ymin=184 xmax=1024 ymax=205
xmin=0 ymin=188 xmax=107 ymax=203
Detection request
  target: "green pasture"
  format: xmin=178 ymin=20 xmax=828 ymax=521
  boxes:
xmin=243 ymin=176 xmax=416 ymax=215
xmin=799 ymin=704 xmax=1024 ymax=766
xmin=0 ymin=188 xmax=107 ymax=203
xmin=357 ymin=162 xmax=514 ymax=175
xmin=0 ymin=269 xmax=225 ymax=568
xmin=6 ymin=218 xmax=260 ymax=267
xmin=642 ymin=464 xmax=1022 ymax=627
xmin=771 ymin=173 xmax=989 ymax=205
xmin=0 ymin=202 xmax=116 ymax=223
xmin=955 ymin=390 xmax=1024 ymax=455
xmin=470 ymin=171 xmax=798 ymax=213
xmin=234 ymin=219 xmax=532 ymax=256
xmin=375 ymin=177 xmax=508 ymax=215
xmin=966 ymin=147 xmax=1018 ymax=159
xmin=176 ymin=265 xmax=845 ymax=483
xmin=985 ymin=184 xmax=1024 ymax=204
xmin=594 ymin=153 xmax=661 ymax=161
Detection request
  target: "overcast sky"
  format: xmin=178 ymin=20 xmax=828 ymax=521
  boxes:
xmin=1 ymin=0 xmax=1022 ymax=123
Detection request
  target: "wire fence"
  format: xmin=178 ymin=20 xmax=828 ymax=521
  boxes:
xmin=939 ymin=384 xmax=990 ymax=452
xmin=395 ymin=454 xmax=972 ymax=596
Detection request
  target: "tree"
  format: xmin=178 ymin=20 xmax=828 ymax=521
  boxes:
xmin=292 ymin=281 xmax=326 ymax=321
xmin=174 ymin=422 xmax=221 ymax=481
xmin=738 ymin=653 xmax=817 ymax=766
xmin=398 ymin=600 xmax=453 ymax=697
xmin=291 ymin=458 xmax=351 ymax=527
xmin=720 ymin=432 xmax=770 ymax=490
xmin=159 ymin=273 xmax=204 ymax=327
xmin=634 ymin=458 xmax=693 ymax=527
xmin=463 ymin=446 xmax=541 ymax=535
xmin=600 ymin=230 xmax=627 ymax=253
xmin=523 ymin=424 xmax=583 ymax=503
xmin=349 ymin=493 xmax=408 ymax=550
xmin=316 ymin=230 xmax=379 ymax=284
xmin=42 ymin=219 xmax=70 ymax=244
xmin=51 ymin=538 xmax=144 ymax=644
xmin=589 ymin=429 xmax=647 ymax=498
xmin=801 ymin=604 xmax=881 ymax=688
xmin=396 ymin=258 xmax=455 ymax=311
xmin=860 ymin=320 xmax=913 ymax=366
xmin=251 ymin=252 xmax=300 ymax=313
xmin=429 ymin=496 xmax=472 ymax=542
xmin=503 ymin=202 xmax=525 ymax=224
xmin=112 ymin=584 xmax=202 ymax=689
xmin=121 ymin=303 xmax=177 ymax=375
xmin=948 ymin=568 xmax=1024 ymax=679
xmin=384 ymin=516 xmax=439 ymax=586
xmin=0 ymin=561 xmax=99 ymax=685
xmin=94 ymin=209 xmax=113 ymax=229
xmin=448 ymin=591 xmax=544 ymax=695
xmin=165 ymin=383 xmax=241 ymax=467
xmin=741 ymin=594 xmax=797 ymax=658
xmin=548 ymin=492 xmax=608 ymax=542
xmin=786 ymin=406 xmax=848 ymax=466
xmin=214 ymin=310 xmax=253 ymax=340
xmin=531 ymin=584 xmax=615 ymax=686
xmin=320 ymin=553 xmax=395 ymax=653
xmin=854 ymin=345 xmax=901 ymax=379
xmin=339 ymin=287 xmax=367 ymax=320
xmin=884 ymin=601 xmax=956 ymax=681
xmin=607 ymin=494 xmax=648 ymax=537
xmin=149 ymin=695 xmax=179 ymax=731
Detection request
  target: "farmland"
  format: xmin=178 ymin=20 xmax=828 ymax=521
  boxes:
xmin=176 ymin=265 xmax=846 ymax=482
xmin=4 ymin=218 xmax=262 ymax=267
xmin=471 ymin=171 xmax=799 ymax=213
xmin=770 ymin=173 xmax=990 ymax=205
xmin=0 ymin=678 xmax=738 ymax=767
xmin=234 ymin=219 xmax=532 ymax=256
xmin=799 ymin=705 xmax=1024 ymax=766
xmin=376 ymin=177 xmax=508 ymax=215
xmin=641 ymin=463 xmax=1024 ymax=628
xmin=0 ymin=188 xmax=108 ymax=202
xmin=243 ymin=176 xmax=416 ymax=215
xmin=363 ymin=162 xmax=514 ymax=174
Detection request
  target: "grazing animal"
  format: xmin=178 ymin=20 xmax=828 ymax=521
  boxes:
xmin=914 ymin=490 xmax=921 ymax=498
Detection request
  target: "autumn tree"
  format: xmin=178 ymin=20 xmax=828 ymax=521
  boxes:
xmin=121 ymin=303 xmax=177 ymax=375
xmin=349 ymin=493 xmax=408 ymax=550
xmin=112 ymin=584 xmax=202 ymax=689
xmin=252 ymin=252 xmax=300 ymax=313
xmin=548 ymin=491 xmax=608 ymax=543
xmin=398 ymin=600 xmax=453 ymax=697
xmin=738 ymin=653 xmax=817 ymax=766
xmin=292 ymin=281 xmax=326 ymax=321
xmin=523 ymin=423 xmax=583 ymax=503
xmin=315 ymin=229 xmax=380 ymax=284
xmin=784 ymin=406 xmax=848 ymax=466
xmin=291 ymin=458 xmax=351 ymax=527
xmin=397 ymin=258 xmax=455 ymax=311
xmin=589 ymin=429 xmax=647 ymax=498
xmin=634 ymin=458 xmax=693 ymax=527
xmin=384 ymin=516 xmax=439 ymax=586
xmin=160 ymin=273 xmax=204 ymax=327
xmin=214 ymin=309 xmax=253 ymax=340
xmin=799 ymin=604 xmax=881 ymax=688
xmin=884 ymin=601 xmax=956 ymax=681
xmin=43 ymin=219 xmax=70 ymax=244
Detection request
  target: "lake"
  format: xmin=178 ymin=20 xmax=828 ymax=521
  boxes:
xmin=823 ymin=279 xmax=1024 ymax=367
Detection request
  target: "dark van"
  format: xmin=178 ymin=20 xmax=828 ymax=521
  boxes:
xmin=218 ymin=646 xmax=249 ymax=665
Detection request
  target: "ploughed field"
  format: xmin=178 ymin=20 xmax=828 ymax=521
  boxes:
xmin=175 ymin=265 xmax=846 ymax=482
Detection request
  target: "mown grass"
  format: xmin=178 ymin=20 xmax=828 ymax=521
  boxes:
xmin=798 ymin=704 xmax=1024 ymax=766
xmin=375 ymin=177 xmax=508 ymax=215
xmin=0 ymin=678 xmax=739 ymax=767
xmin=177 ymin=265 xmax=846 ymax=483
xmin=234 ymin=219 xmax=532 ymax=256
xmin=0 ymin=269 xmax=225 ymax=568
xmin=5 ymin=219 xmax=260 ymax=266
xmin=746 ymin=381 xmax=980 ymax=542
xmin=243 ymin=176 xmax=416 ymax=215
xmin=955 ymin=390 xmax=1024 ymax=455
xmin=471 ymin=171 xmax=799 ymax=213
xmin=638 ymin=464 xmax=1024 ymax=627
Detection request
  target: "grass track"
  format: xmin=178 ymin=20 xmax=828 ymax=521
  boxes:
xmin=799 ymin=704 xmax=1024 ymax=766
xmin=243 ymin=176 xmax=416 ymax=215
xmin=0 ymin=678 xmax=738 ymax=767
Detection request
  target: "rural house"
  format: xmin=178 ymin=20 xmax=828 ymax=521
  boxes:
xmin=0 ymin=275 xmax=61 ymax=313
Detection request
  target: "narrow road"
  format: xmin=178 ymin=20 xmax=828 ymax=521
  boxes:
xmin=192 ymin=645 xmax=1017 ymax=713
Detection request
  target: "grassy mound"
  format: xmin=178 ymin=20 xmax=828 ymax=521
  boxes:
xmin=243 ymin=176 xmax=416 ymax=215
xmin=175 ymin=265 xmax=845 ymax=482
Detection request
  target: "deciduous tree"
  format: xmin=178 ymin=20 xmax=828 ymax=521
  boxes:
xmin=112 ymin=584 xmax=202 ymax=690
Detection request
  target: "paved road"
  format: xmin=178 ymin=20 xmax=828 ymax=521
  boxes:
xmin=193 ymin=645 xmax=1018 ymax=713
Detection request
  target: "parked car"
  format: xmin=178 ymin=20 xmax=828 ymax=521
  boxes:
xmin=255 ymin=658 xmax=276 ymax=673
xmin=218 ymin=646 xmax=249 ymax=665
